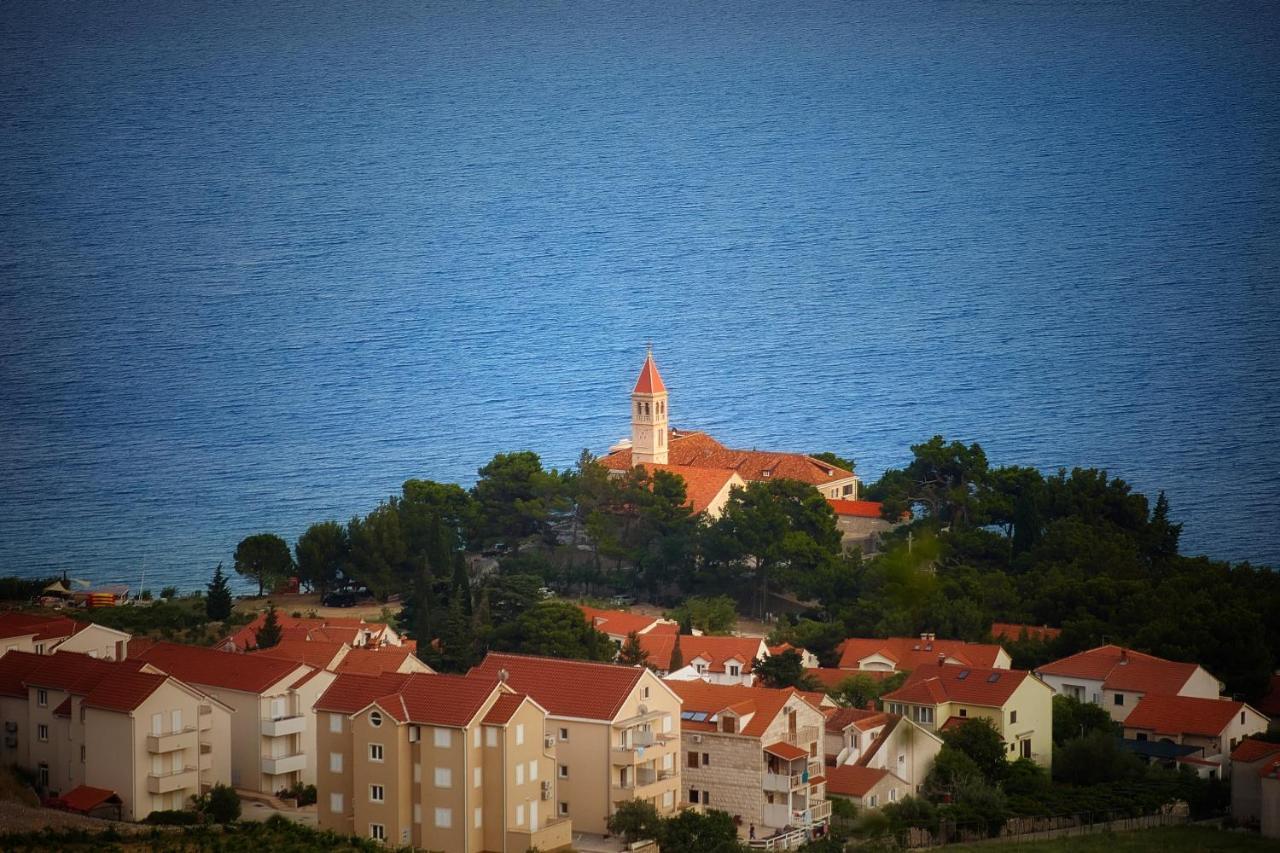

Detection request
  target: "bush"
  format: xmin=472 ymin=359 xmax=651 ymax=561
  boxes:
xmin=160 ymin=586 xmax=179 ymax=600
xmin=276 ymin=782 xmax=317 ymax=806
xmin=204 ymin=783 xmax=241 ymax=823
xmin=1052 ymin=731 xmax=1144 ymax=785
xmin=143 ymin=809 xmax=200 ymax=825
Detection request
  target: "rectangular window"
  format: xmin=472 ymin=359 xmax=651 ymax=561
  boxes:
xmin=1114 ymin=694 xmax=1124 ymax=706
xmin=1021 ymin=739 xmax=1032 ymax=759
xmin=474 ymin=766 xmax=482 ymax=787
xmin=330 ymin=753 xmax=343 ymax=773
xmin=413 ymin=803 xmax=421 ymax=824
xmin=687 ymin=751 xmax=699 ymax=768
xmin=369 ymin=823 xmax=385 ymax=841
xmin=890 ymin=788 xmax=898 ymax=802
xmin=703 ymin=791 xmax=710 ymax=807
xmin=330 ymin=713 xmax=343 ymax=733
xmin=434 ymin=727 xmax=452 ymax=748
xmin=642 ymin=686 xmax=650 ymax=699
xmin=516 ymin=723 xmax=525 ymax=745
xmin=330 ymin=792 xmax=344 ymax=813
xmin=369 ymin=784 xmax=384 ymax=803
xmin=434 ymin=767 xmax=451 ymax=788
xmin=559 ymin=764 xmax=568 ymax=778
xmin=689 ymin=789 xmax=699 ymax=804
xmin=516 ymin=804 xmax=525 ymax=826
xmin=516 ymin=763 xmax=525 ymax=785
xmin=475 ymin=806 xmax=483 ymax=828
xmin=559 ymin=727 xmax=569 ymax=741
xmin=867 ymin=794 xmax=877 ymax=808
xmin=663 ymin=753 xmax=673 ymax=771
xmin=473 ymin=727 xmax=481 ymax=748
xmin=369 ymin=743 xmax=384 ymax=762
xmin=413 ymin=762 xmax=421 ymax=783
xmin=486 ymin=727 xmax=498 ymax=747
xmin=702 ymin=752 xmax=709 ymax=766
xmin=37 ymin=689 xmax=47 ymax=707
xmin=664 ymin=790 xmax=674 ymax=808
xmin=559 ymin=801 xmax=569 ymax=816
xmin=1010 ymin=710 xmax=1018 ymax=725
xmin=529 ymin=760 xmax=538 ymax=781
xmin=80 ymin=745 xmax=85 ymax=763
xmin=662 ymin=715 xmax=672 ymax=733
xmin=959 ymin=708 xmax=967 ymax=718
xmin=1136 ymin=733 xmax=1148 ymax=742
xmin=37 ymin=724 xmax=48 ymax=742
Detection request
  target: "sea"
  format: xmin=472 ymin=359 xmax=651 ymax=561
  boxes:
xmin=1 ymin=0 xmax=1278 ymax=594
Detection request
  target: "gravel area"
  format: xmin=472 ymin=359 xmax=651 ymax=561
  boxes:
xmin=0 ymin=800 xmax=150 ymax=834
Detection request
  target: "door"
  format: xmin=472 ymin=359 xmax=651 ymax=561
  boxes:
xmin=530 ymin=805 xmax=538 ymax=831
xmin=271 ymin=697 xmax=286 ymax=721
xmin=151 ymin=713 xmax=163 ymax=736
xmin=171 ymin=708 xmax=182 ymax=733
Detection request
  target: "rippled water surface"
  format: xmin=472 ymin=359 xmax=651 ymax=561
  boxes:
xmin=2 ymin=0 xmax=1278 ymax=591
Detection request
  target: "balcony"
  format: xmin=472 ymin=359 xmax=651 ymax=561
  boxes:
xmin=611 ymin=737 xmax=672 ymax=764
xmin=781 ymin=726 xmax=821 ymax=747
xmin=261 ymin=752 xmax=307 ymax=776
xmin=260 ymin=714 xmax=306 ymax=737
xmin=147 ymin=767 xmax=197 ymax=794
xmin=146 ymin=727 xmax=196 ymax=754
xmin=763 ymin=772 xmax=804 ymax=793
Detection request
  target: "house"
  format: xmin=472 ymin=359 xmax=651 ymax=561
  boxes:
xmin=1262 ymin=756 xmax=1280 ymax=839
xmin=836 ymin=635 xmax=1011 ymax=673
xmin=1257 ymin=675 xmax=1280 ymax=729
xmin=577 ymin=606 xmax=679 ymax=647
xmin=826 ymin=500 xmax=896 ymax=556
xmin=768 ymin=643 xmax=819 ymax=669
xmin=882 ymin=663 xmax=1054 ymax=768
xmin=990 ymin=623 xmax=1061 ymax=644
xmin=636 ymin=463 xmax=748 ymax=518
xmin=825 ymin=765 xmax=908 ymax=811
xmin=806 ymin=667 xmax=898 ymax=698
xmin=666 ymin=680 xmax=829 ymax=849
xmin=315 ymin=671 xmax=571 ymax=852
xmin=0 ymin=650 xmax=232 ymax=820
xmin=600 ymin=350 xmax=860 ymax=502
xmin=1121 ymin=694 xmax=1268 ymax=779
xmin=221 ymin=613 xmax=402 ymax=652
xmin=1231 ymin=738 xmax=1280 ymax=827
xmin=251 ymin=638 xmax=432 ymax=677
xmin=823 ymin=707 xmax=942 ymax=794
xmin=470 ymin=652 xmax=683 ymax=834
xmin=133 ymin=641 xmax=335 ymax=792
xmin=0 ymin=612 xmax=131 ymax=660
xmin=642 ymin=634 xmax=770 ymax=685
xmin=1035 ymin=645 xmax=1223 ymax=722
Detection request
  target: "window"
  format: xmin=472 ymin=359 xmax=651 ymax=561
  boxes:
xmin=369 ymin=711 xmax=382 ymax=727
xmin=1136 ymin=733 xmax=1148 ymax=742
xmin=701 ymin=752 xmax=710 ymax=766
xmin=486 ymin=726 xmax=498 ymax=747
xmin=642 ymin=686 xmax=650 ymax=699
xmin=689 ymin=789 xmax=699 ymax=804
xmin=80 ymin=745 xmax=85 ymax=763
xmin=1020 ymin=739 xmax=1032 ymax=759
xmin=559 ymin=727 xmax=569 ymax=741
xmin=434 ymin=727 xmax=451 ymax=748
xmin=413 ymin=803 xmax=421 ymax=824
xmin=897 ymin=751 xmax=905 ymax=767
xmin=413 ymin=762 xmax=421 ymax=782
xmin=37 ymin=724 xmax=48 ymax=742
xmin=1241 ymin=711 xmax=1246 ymax=724
xmin=516 ymin=724 xmax=525 ymax=745
xmin=516 ymin=804 xmax=525 ymax=826
xmin=330 ymin=793 xmax=344 ymax=813
xmin=559 ymin=802 xmax=569 ymax=816
xmin=687 ymin=751 xmax=700 ymax=769
xmin=434 ymin=807 xmax=452 ymax=828
xmin=703 ymin=791 xmax=710 ymax=807
xmin=722 ymin=716 xmax=736 ymax=733
xmin=843 ymin=484 xmax=854 ymax=495
xmin=559 ymin=764 xmax=569 ymax=778
xmin=662 ymin=715 xmax=672 ymax=733
xmin=37 ymin=764 xmax=48 ymax=787
xmin=1114 ymin=694 xmax=1124 ymax=706
xmin=516 ymin=763 xmax=525 ymax=785
xmin=434 ymin=767 xmax=452 ymax=788
xmin=959 ymin=708 xmax=967 ymax=718
xmin=474 ymin=727 xmax=481 ymax=748
xmin=330 ymin=713 xmax=343 ymax=733
xmin=529 ymin=760 xmax=538 ymax=780
xmin=475 ymin=806 xmax=483 ymax=828
xmin=728 ymin=664 xmax=740 ymax=677
xmin=330 ymin=752 xmax=343 ymax=772
xmin=663 ymin=790 xmax=674 ymax=808
xmin=474 ymin=766 xmax=482 ymax=787
xmin=369 ymin=823 xmax=385 ymax=841
xmin=35 ymin=644 xmax=44 ymax=655
xmin=890 ymin=788 xmax=898 ymax=802
xmin=369 ymin=784 xmax=384 ymax=803
xmin=1010 ymin=710 xmax=1017 ymax=725
xmin=867 ymin=794 xmax=877 ymax=808
xmin=663 ymin=753 xmax=673 ymax=771
xmin=37 ymin=689 xmax=47 ymax=707
xmin=369 ymin=743 xmax=384 ymax=762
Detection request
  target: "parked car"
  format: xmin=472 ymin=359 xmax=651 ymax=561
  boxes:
xmin=322 ymin=589 xmax=359 ymax=608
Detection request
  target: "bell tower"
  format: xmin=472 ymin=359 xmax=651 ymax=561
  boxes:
xmin=631 ymin=347 xmax=669 ymax=465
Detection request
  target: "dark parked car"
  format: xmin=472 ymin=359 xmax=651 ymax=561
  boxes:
xmin=322 ymin=589 xmax=359 ymax=608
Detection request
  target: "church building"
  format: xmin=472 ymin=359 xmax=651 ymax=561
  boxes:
xmin=600 ymin=351 xmax=860 ymax=516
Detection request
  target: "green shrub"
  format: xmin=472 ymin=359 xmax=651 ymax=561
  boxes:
xmin=143 ymin=808 xmax=200 ymax=825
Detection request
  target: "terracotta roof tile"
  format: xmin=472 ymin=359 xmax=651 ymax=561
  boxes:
xmin=633 ymin=351 xmax=667 ymax=394
xmin=392 ymin=673 xmax=501 ymax=727
xmin=136 ymin=642 xmax=309 ymax=693
xmin=991 ymin=623 xmax=1061 ymax=643
xmin=824 ymin=707 xmax=885 ymax=734
xmin=636 ymin=464 xmax=741 ymax=515
xmin=601 ymin=429 xmax=854 ymax=488
xmin=1230 ymin=738 xmax=1280 ymax=763
xmin=826 ymin=765 xmax=890 ymax=798
xmin=471 ymin=653 xmax=645 ymax=721
xmin=883 ymin=664 xmax=1031 ymax=708
xmin=764 ymin=741 xmax=808 ymax=760
xmin=335 ymin=646 xmax=425 ymax=676
xmin=1036 ymin=645 xmax=1206 ymax=696
xmin=252 ymin=639 xmax=349 ymax=670
xmin=837 ymin=637 xmax=1006 ymax=671
xmin=0 ymin=651 xmax=44 ymax=697
xmin=667 ymin=680 xmax=819 ymax=738
xmin=806 ymin=668 xmax=896 ymax=692
xmin=60 ymin=785 xmax=121 ymax=813
xmin=827 ymin=500 xmax=885 ymax=519
xmin=223 ymin=613 xmax=391 ymax=651
xmin=641 ymin=634 xmax=767 ymax=674
xmin=52 ymin=697 xmax=72 ymax=717
xmin=316 ymin=672 xmax=413 ymax=715
xmin=1124 ymin=694 xmax=1250 ymax=737
xmin=578 ymin=606 xmax=675 ymax=639
xmin=482 ymin=692 xmax=527 ymax=725
xmin=22 ymin=651 xmax=146 ymax=694
xmin=81 ymin=669 xmax=169 ymax=713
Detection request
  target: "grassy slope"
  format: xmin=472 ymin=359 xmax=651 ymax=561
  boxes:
xmin=943 ymin=825 xmax=1275 ymax=852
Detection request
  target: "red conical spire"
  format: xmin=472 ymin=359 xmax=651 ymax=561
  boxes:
xmin=633 ymin=347 xmax=667 ymax=394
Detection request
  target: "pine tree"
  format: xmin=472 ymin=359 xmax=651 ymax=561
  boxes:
xmin=451 ymin=551 xmax=472 ymax=618
xmin=669 ymin=633 xmax=684 ymax=672
xmin=619 ymin=630 xmax=649 ymax=667
xmin=205 ymin=562 xmax=233 ymax=622
xmin=414 ymin=558 xmax=436 ymax=648
xmin=255 ymin=604 xmax=282 ymax=649
xmin=436 ymin=593 xmax=477 ymax=673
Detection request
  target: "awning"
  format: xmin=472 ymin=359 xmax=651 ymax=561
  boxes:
xmin=60 ymin=785 xmax=122 ymax=814
xmin=764 ymin=741 xmax=808 ymax=761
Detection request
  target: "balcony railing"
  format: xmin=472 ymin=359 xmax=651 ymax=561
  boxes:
xmin=763 ymin=772 xmax=804 ymax=792
xmin=147 ymin=767 xmax=197 ymax=794
xmin=261 ymin=752 xmax=307 ymax=775
xmin=146 ymin=727 xmax=197 ymax=754
xmin=260 ymin=714 xmax=306 ymax=737
xmin=781 ymin=726 xmax=820 ymax=747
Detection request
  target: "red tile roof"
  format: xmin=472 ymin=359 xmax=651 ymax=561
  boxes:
xmin=641 ymin=634 xmax=767 ymax=674
xmin=827 ymin=500 xmax=885 ymax=519
xmin=335 ymin=646 xmax=424 ymax=676
xmin=470 ymin=653 xmax=645 ymax=721
xmin=823 ymin=707 xmax=886 ymax=734
xmin=764 ymin=741 xmax=808 ymax=761
xmin=52 ymin=697 xmax=72 ymax=717
xmin=380 ymin=673 xmax=502 ymax=727
xmin=482 ymin=692 xmax=527 ymax=725
xmin=883 ymin=664 xmax=1032 ymax=708
xmin=637 ymin=464 xmax=741 ymax=515
xmin=136 ymin=642 xmax=309 ymax=693
xmin=806 ymin=668 xmax=897 ymax=692
xmin=578 ymin=606 xmax=674 ymax=640
xmin=668 ymin=680 xmax=819 ymax=738
xmin=600 ymin=429 xmax=854 ymax=488
xmin=23 ymin=651 xmax=146 ymax=694
xmin=316 ymin=672 xmax=413 ymax=715
xmin=837 ymin=637 xmax=1006 ymax=671
xmin=826 ymin=765 xmax=890 ymax=798
xmin=1037 ymin=645 xmax=1205 ymax=696
xmin=1230 ymin=738 xmax=1280 ymax=763
xmin=0 ymin=612 xmax=87 ymax=642
xmin=82 ymin=670 xmax=169 ymax=713
xmin=59 ymin=785 xmax=121 ymax=813
xmin=0 ymin=651 xmax=45 ymax=697
xmin=1124 ymin=694 xmax=1249 ymax=737
xmin=252 ymin=639 xmax=349 ymax=670
xmin=633 ymin=351 xmax=667 ymax=394
xmin=223 ymin=613 xmax=390 ymax=651
xmin=126 ymin=637 xmax=159 ymax=658
xmin=991 ymin=623 xmax=1062 ymax=643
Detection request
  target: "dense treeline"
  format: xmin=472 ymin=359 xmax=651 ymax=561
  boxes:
xmin=230 ymin=436 xmax=1277 ymax=697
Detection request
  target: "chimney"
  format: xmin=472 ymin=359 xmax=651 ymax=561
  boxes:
xmin=938 ymin=653 xmax=947 ymax=667
xmin=498 ymin=668 xmax=509 ymax=683
xmin=1119 ymin=649 xmax=1128 ymax=665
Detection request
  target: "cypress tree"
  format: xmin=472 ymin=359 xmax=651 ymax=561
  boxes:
xmin=255 ymin=604 xmax=282 ymax=649
xmin=206 ymin=562 xmax=233 ymax=622
xmin=451 ymin=551 xmax=472 ymax=618
xmin=415 ymin=557 xmax=435 ymax=648
xmin=669 ymin=633 xmax=684 ymax=672
xmin=619 ymin=630 xmax=649 ymax=667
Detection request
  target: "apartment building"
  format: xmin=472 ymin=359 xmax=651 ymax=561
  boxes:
xmin=222 ymin=613 xmax=403 ymax=652
xmin=667 ymin=680 xmax=829 ymax=849
xmin=471 ymin=653 xmax=683 ymax=834
xmin=882 ymin=662 xmax=1053 ymax=768
xmin=0 ymin=650 xmax=232 ymax=820
xmin=1035 ymin=645 xmax=1223 ymax=722
xmin=133 ymin=641 xmax=333 ymax=792
xmin=823 ymin=707 xmax=942 ymax=794
xmin=253 ymin=638 xmax=432 ymax=676
xmin=1121 ymin=694 xmax=1268 ymax=778
xmin=836 ymin=635 xmax=1011 ymax=673
xmin=641 ymin=634 xmax=770 ymax=685
xmin=825 ymin=765 xmax=905 ymax=810
xmin=577 ymin=606 xmax=679 ymax=647
xmin=0 ymin=612 xmax=131 ymax=660
xmin=315 ymin=671 xmax=571 ymax=851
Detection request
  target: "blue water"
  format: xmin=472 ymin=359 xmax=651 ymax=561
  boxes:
xmin=2 ymin=0 xmax=1278 ymax=592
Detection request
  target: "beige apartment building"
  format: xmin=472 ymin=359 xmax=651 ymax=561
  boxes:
xmin=0 ymin=650 xmax=232 ymax=820
xmin=471 ymin=653 xmax=683 ymax=834
xmin=133 ymin=641 xmax=333 ymax=792
xmin=823 ymin=707 xmax=942 ymax=795
xmin=0 ymin=612 xmax=131 ymax=660
xmin=315 ymin=670 xmax=571 ymax=851
xmin=667 ymin=680 xmax=830 ymax=849
xmin=1036 ymin=645 xmax=1224 ymax=723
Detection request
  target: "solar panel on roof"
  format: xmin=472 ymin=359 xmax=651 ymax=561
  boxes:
xmin=693 ymin=712 xmax=709 ymax=722
xmin=987 ymin=673 xmax=1001 ymax=682
xmin=956 ymin=670 xmax=970 ymax=680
